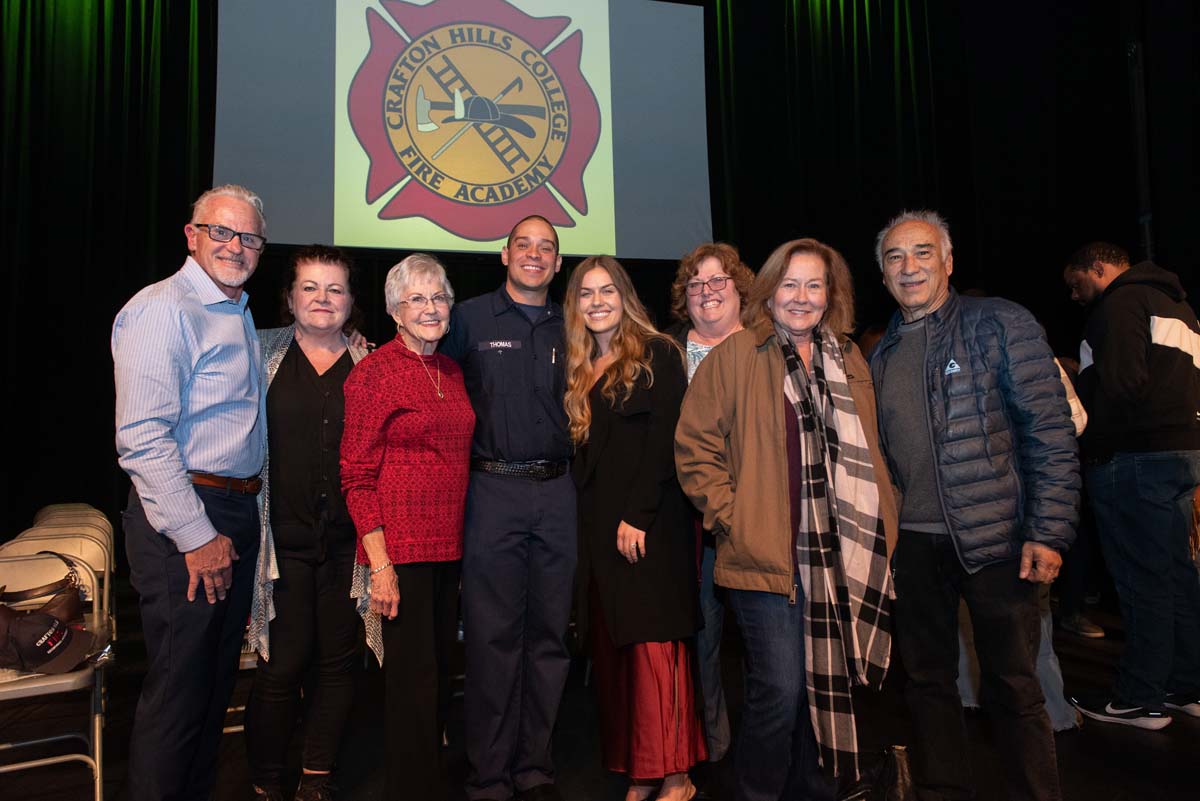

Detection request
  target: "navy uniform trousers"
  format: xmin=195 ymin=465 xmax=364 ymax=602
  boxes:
xmin=124 ymin=485 xmax=259 ymax=801
xmin=462 ymin=470 xmax=577 ymax=801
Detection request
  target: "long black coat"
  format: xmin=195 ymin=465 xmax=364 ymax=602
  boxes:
xmin=573 ymin=337 xmax=700 ymax=648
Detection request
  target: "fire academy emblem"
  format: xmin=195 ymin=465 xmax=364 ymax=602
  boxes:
xmin=348 ymin=0 xmax=601 ymax=241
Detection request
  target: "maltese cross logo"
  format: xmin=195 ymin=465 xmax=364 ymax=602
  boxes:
xmin=347 ymin=0 xmax=601 ymax=241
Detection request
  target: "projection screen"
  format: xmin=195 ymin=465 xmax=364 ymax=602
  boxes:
xmin=214 ymin=0 xmax=712 ymax=259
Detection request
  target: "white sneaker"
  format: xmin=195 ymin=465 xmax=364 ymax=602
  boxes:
xmin=1070 ymin=696 xmax=1172 ymax=730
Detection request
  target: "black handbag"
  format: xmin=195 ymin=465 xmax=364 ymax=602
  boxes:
xmin=839 ymin=745 xmax=917 ymax=801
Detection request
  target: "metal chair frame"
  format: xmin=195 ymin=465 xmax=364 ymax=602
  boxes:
xmin=0 ymin=553 xmax=105 ymax=801
xmin=2 ymin=532 xmax=113 ymax=631
xmin=18 ymin=522 xmax=114 ymax=574
xmin=33 ymin=507 xmax=113 ymax=541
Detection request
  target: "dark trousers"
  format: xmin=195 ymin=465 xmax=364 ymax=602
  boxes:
xmin=726 ymin=584 xmax=834 ymax=801
xmin=381 ymin=560 xmax=462 ymax=801
xmin=462 ymin=472 xmax=577 ymax=801
xmin=123 ymin=485 xmax=259 ymax=801
xmin=892 ymin=531 xmax=1059 ymax=801
xmin=697 ymin=541 xmax=731 ymax=761
xmin=244 ymin=548 xmax=359 ymax=789
xmin=1056 ymin=491 xmax=1101 ymax=620
xmin=1087 ymin=450 xmax=1200 ymax=707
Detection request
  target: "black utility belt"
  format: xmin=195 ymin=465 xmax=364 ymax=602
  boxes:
xmin=470 ymin=458 xmax=569 ymax=481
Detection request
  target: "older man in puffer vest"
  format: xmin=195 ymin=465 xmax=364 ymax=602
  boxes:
xmin=870 ymin=210 xmax=1079 ymax=801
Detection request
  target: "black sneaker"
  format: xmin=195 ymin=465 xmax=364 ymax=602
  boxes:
xmin=1070 ymin=695 xmax=1172 ymax=730
xmin=1165 ymin=693 xmax=1200 ymax=717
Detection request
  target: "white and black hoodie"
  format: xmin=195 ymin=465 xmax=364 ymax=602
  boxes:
xmin=1078 ymin=261 xmax=1200 ymax=460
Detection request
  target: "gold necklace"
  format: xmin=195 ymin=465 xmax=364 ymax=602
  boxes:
xmin=419 ymin=354 xmax=444 ymax=399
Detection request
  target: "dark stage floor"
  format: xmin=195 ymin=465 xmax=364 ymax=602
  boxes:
xmin=1 ymin=577 xmax=1195 ymax=801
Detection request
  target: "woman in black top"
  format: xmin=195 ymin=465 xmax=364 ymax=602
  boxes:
xmin=563 ymin=256 xmax=706 ymax=801
xmin=245 ymin=245 xmax=369 ymax=801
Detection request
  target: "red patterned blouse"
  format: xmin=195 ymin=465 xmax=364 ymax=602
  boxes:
xmin=341 ymin=335 xmax=475 ymax=565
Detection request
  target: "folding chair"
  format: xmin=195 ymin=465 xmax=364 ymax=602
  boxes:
xmin=0 ymin=553 xmax=106 ymax=801
xmin=1 ymin=533 xmax=113 ymax=638
xmin=4 ymin=529 xmax=118 ymax=719
xmin=34 ymin=503 xmax=101 ymax=519
xmin=222 ymin=642 xmax=261 ymax=735
xmin=32 ymin=506 xmax=114 ymax=563
xmin=18 ymin=522 xmax=114 ymax=575
xmin=33 ymin=505 xmax=113 ymax=541
xmin=18 ymin=522 xmax=114 ymax=600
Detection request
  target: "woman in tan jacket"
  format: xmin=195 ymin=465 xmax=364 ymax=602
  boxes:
xmin=674 ymin=238 xmax=897 ymax=801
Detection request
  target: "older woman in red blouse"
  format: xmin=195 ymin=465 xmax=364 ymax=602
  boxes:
xmin=341 ymin=253 xmax=475 ymax=801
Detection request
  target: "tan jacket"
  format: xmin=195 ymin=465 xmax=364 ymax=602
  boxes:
xmin=674 ymin=321 xmax=898 ymax=597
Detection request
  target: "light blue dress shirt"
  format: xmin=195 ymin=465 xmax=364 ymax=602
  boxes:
xmin=112 ymin=256 xmax=266 ymax=551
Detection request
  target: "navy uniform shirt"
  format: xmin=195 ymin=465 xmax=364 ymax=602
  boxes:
xmin=441 ymin=285 xmax=571 ymax=462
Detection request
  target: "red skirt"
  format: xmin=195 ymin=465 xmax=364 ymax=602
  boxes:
xmin=589 ymin=584 xmax=708 ymax=780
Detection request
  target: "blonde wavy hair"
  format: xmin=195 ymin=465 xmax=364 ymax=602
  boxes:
xmin=563 ymin=256 xmax=680 ymax=445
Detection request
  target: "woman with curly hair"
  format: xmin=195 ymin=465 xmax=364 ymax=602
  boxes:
xmin=564 ymin=255 xmax=707 ymax=801
xmin=663 ymin=242 xmax=755 ymax=766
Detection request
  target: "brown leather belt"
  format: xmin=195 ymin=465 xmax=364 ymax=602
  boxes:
xmin=189 ymin=471 xmax=263 ymax=495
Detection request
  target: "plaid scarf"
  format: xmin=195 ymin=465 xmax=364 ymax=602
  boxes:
xmin=778 ymin=325 xmax=893 ymax=781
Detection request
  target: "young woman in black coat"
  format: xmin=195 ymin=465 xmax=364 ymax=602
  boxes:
xmin=563 ymin=256 xmax=706 ymax=801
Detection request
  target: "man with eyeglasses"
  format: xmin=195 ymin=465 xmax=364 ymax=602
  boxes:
xmin=441 ymin=215 xmax=573 ymax=801
xmin=112 ymin=184 xmax=268 ymax=801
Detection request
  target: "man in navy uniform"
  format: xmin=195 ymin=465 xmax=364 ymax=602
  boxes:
xmin=441 ymin=215 xmax=573 ymax=801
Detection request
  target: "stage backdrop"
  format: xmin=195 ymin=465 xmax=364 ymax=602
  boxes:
xmin=2 ymin=0 xmax=1195 ymax=539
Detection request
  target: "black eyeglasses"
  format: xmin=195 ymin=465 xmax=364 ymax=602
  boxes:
xmin=685 ymin=275 xmax=730 ymax=295
xmin=194 ymin=223 xmax=267 ymax=251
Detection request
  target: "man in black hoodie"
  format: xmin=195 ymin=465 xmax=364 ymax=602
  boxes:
xmin=1064 ymin=242 xmax=1200 ymax=730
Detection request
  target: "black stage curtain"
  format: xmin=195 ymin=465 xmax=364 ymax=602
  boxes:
xmin=702 ymin=0 xmax=1195 ymax=345
xmin=3 ymin=0 xmax=217 ymax=537
xmin=3 ymin=0 xmax=1194 ymax=535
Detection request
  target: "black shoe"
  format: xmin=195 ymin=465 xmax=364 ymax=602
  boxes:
xmin=1058 ymin=612 xmax=1105 ymax=638
xmin=294 ymin=773 xmax=336 ymax=801
xmin=518 ymin=784 xmax=563 ymax=801
xmin=1070 ymin=695 xmax=1171 ymax=730
xmin=1164 ymin=693 xmax=1200 ymax=717
xmin=691 ymin=755 xmax=734 ymax=800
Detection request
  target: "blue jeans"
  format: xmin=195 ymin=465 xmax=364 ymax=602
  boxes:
xmin=957 ymin=587 xmax=1077 ymax=731
xmin=727 ymin=584 xmax=835 ymax=801
xmin=1086 ymin=450 xmax=1200 ymax=707
xmin=697 ymin=542 xmax=730 ymax=760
